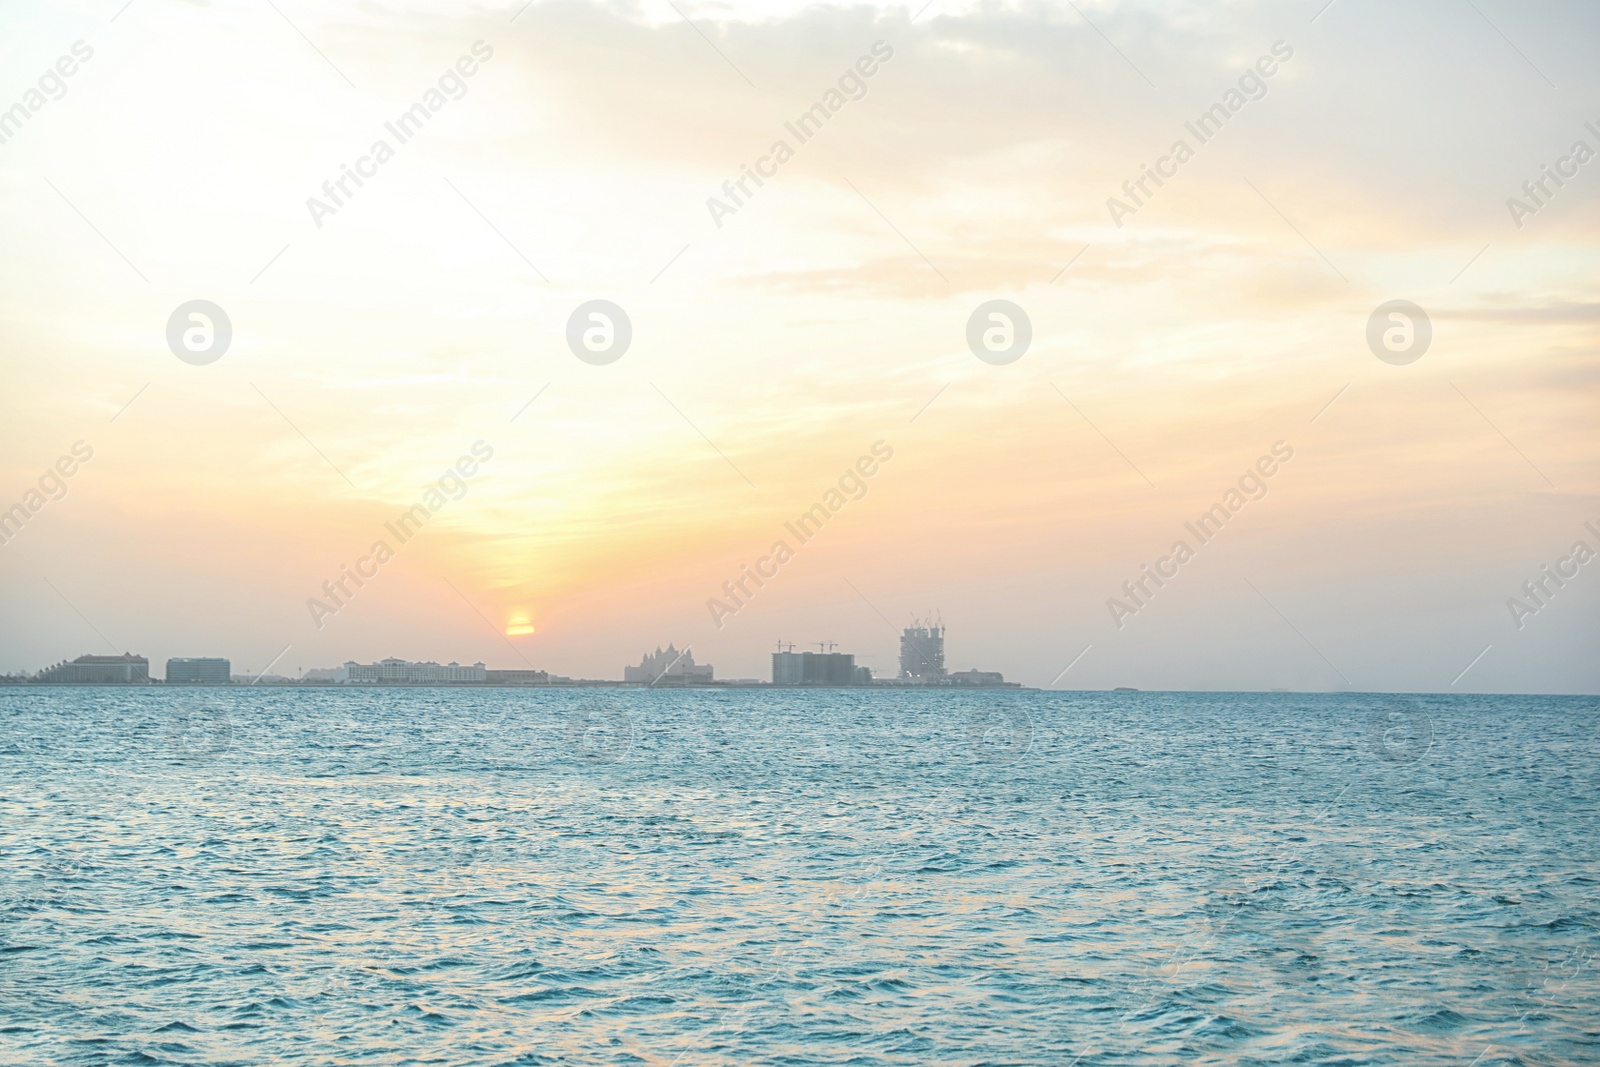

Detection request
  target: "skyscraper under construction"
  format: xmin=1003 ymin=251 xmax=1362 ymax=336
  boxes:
xmin=898 ymin=617 xmax=945 ymax=683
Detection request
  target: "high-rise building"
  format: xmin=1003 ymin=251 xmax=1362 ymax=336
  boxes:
xmin=624 ymin=645 xmax=713 ymax=684
xmin=35 ymin=653 xmax=151 ymax=684
xmin=806 ymin=652 xmax=856 ymax=686
xmin=166 ymin=657 xmax=231 ymax=684
xmin=899 ymin=619 xmax=945 ymax=683
xmin=773 ymin=649 xmax=804 ymax=686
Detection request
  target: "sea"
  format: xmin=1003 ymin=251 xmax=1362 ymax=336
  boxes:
xmin=1 ymin=688 xmax=1596 ymax=1066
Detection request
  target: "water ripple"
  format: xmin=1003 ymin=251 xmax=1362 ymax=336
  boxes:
xmin=0 ymin=688 xmax=1596 ymax=1065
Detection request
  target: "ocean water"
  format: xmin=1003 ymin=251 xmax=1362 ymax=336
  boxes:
xmin=1 ymin=688 xmax=1596 ymax=1067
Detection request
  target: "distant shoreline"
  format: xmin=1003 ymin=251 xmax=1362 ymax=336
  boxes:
xmin=0 ymin=684 xmax=1036 ymax=694
xmin=8 ymin=684 xmax=1595 ymax=696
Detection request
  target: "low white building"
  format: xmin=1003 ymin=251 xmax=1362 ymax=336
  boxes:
xmin=338 ymin=657 xmax=487 ymax=683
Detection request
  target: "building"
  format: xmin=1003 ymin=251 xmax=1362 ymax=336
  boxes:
xmin=486 ymin=668 xmax=549 ymax=685
xmin=338 ymin=658 xmax=487 ymax=683
xmin=35 ymin=653 xmax=151 ymax=684
xmin=166 ymin=657 xmax=231 ymax=684
xmin=946 ymin=669 xmax=1018 ymax=688
xmin=772 ymin=648 xmax=864 ymax=686
xmin=802 ymin=652 xmax=857 ymax=686
xmin=772 ymin=649 xmax=804 ymax=686
xmin=899 ymin=619 xmax=946 ymax=683
xmin=624 ymin=645 xmax=713 ymax=684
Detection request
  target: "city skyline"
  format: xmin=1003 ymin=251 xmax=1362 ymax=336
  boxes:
xmin=6 ymin=618 xmax=1015 ymax=687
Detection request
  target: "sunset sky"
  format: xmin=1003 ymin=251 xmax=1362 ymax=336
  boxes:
xmin=1 ymin=0 xmax=1596 ymax=691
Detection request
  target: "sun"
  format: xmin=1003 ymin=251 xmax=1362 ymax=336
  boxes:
xmin=506 ymin=614 xmax=536 ymax=637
